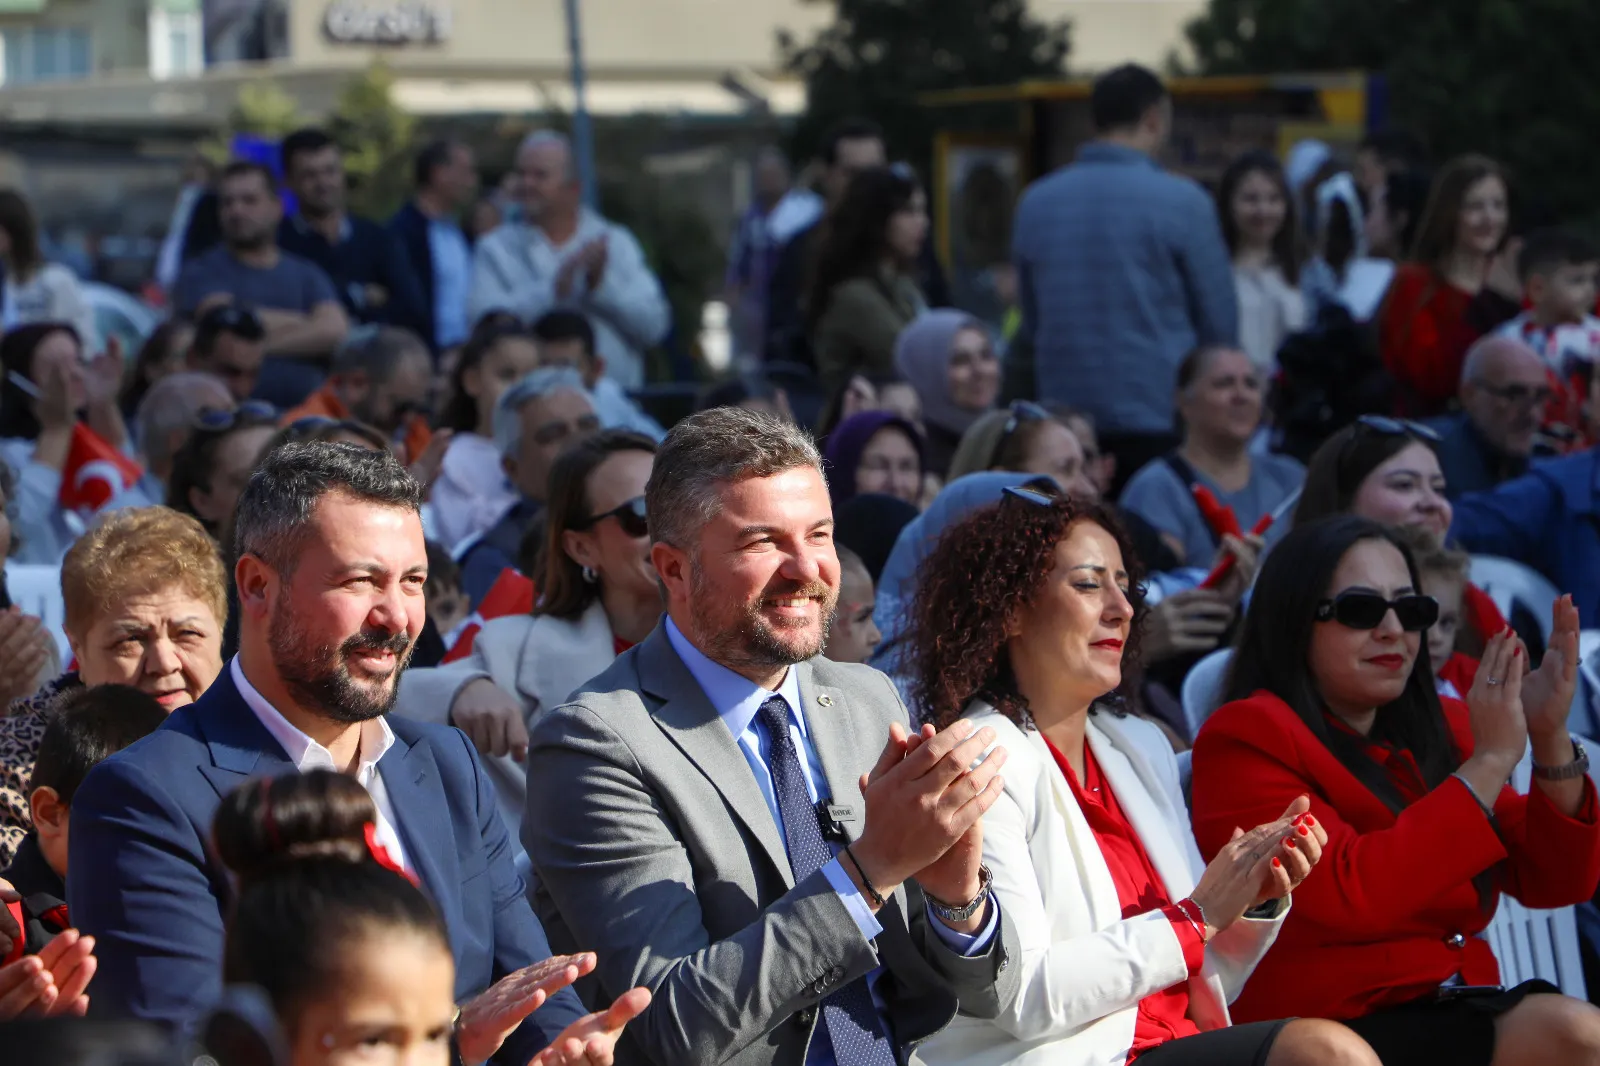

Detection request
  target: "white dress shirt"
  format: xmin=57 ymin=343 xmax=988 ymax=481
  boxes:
xmin=230 ymin=657 xmax=412 ymax=873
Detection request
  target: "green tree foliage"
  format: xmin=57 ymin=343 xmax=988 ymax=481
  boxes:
xmin=205 ymin=79 xmax=301 ymax=163
xmin=1182 ymin=0 xmax=1600 ymax=222
xmin=781 ymin=0 xmax=1070 ymax=174
xmin=328 ymin=60 xmax=417 ymax=220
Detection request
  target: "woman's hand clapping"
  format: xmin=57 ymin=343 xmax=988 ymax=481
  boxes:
xmin=1521 ymin=595 xmax=1581 ymax=743
xmin=1187 ymin=796 xmax=1325 ymax=938
xmin=1461 ymin=628 xmax=1528 ymax=793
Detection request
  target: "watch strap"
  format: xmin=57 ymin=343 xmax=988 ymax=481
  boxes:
xmin=1533 ymin=737 xmax=1590 ymax=781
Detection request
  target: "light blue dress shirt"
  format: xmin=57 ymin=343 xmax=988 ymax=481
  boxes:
xmin=663 ymin=618 xmax=998 ymax=1062
xmin=428 ymin=218 xmax=471 ymax=350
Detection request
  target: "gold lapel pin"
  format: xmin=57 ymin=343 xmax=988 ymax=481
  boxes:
xmin=817 ymin=694 xmax=834 ymax=707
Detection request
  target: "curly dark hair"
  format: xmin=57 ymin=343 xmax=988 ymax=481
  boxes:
xmin=905 ymin=492 xmax=1147 ymax=731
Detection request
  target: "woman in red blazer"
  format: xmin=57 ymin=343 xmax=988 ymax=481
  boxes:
xmin=1191 ymin=515 xmax=1600 ymax=1066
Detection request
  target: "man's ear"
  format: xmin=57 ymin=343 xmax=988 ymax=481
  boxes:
xmin=29 ymin=786 xmax=65 ymax=836
xmin=650 ymin=542 xmax=688 ymax=600
xmin=234 ymin=553 xmax=278 ymax=619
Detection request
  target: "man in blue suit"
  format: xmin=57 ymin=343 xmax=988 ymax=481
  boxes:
xmin=69 ymin=441 xmax=645 ymax=1064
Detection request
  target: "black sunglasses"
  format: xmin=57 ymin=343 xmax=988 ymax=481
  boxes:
xmin=199 ymin=304 xmax=266 ymax=338
xmin=575 ymin=496 xmax=649 ymax=538
xmin=1315 ymin=590 xmax=1440 ymax=632
xmin=994 ymin=400 xmax=1051 ymax=462
xmin=195 ymin=399 xmax=276 ymax=432
xmin=1001 ymin=484 xmax=1059 ymax=508
xmin=1354 ymin=414 xmax=1442 ymax=443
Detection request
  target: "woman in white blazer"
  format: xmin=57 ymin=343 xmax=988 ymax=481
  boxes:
xmin=903 ymin=486 xmax=1381 ymax=1066
xmin=395 ymin=428 xmax=663 ymax=842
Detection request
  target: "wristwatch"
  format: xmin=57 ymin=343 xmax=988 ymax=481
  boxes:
xmin=925 ymin=864 xmax=993 ymax=923
xmin=1533 ymin=736 xmax=1590 ymax=781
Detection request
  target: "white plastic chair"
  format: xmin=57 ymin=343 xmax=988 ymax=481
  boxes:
xmin=1469 ymin=555 xmax=1561 ymax=646
xmin=1179 ymin=648 xmax=1235 ymax=740
xmin=1572 ymin=631 xmax=1600 ymax=739
xmin=3 ymin=562 xmax=68 ymax=660
xmin=1480 ymin=738 xmax=1598 ymax=999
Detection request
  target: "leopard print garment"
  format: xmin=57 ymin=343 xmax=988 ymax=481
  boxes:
xmin=0 ymin=673 xmax=82 ymax=868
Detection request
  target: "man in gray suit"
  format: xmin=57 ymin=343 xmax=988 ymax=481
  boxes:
xmin=524 ymin=406 xmax=1018 ymax=1066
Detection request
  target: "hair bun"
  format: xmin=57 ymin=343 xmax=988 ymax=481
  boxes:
xmin=213 ymin=770 xmax=380 ymax=883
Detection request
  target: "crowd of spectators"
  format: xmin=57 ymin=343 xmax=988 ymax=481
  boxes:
xmin=2 ymin=57 xmax=1600 ymax=1066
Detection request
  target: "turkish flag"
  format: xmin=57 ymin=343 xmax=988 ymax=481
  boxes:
xmin=58 ymin=423 xmax=143 ymax=517
xmin=441 ymin=568 xmax=536 ymax=663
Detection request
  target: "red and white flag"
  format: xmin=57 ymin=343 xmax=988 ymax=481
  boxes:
xmin=442 ymin=568 xmax=536 ymax=663
xmin=59 ymin=422 xmax=143 ymax=518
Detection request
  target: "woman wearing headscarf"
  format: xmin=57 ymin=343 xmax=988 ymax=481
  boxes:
xmin=894 ymin=310 xmax=1001 ymax=476
xmin=822 ymin=409 xmax=925 ymax=509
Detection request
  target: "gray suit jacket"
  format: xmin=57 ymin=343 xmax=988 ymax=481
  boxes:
xmin=523 ymin=625 xmax=1018 ymax=1066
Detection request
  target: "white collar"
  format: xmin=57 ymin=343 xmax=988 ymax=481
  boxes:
xmin=230 ymin=657 xmax=396 ymax=776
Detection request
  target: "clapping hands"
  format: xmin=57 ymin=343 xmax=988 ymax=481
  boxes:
xmin=1189 ymin=796 xmax=1327 ymax=937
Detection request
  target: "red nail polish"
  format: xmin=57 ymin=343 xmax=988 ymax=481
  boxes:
xmin=1514 ymin=647 xmax=1522 ymax=658
xmin=1272 ymin=857 xmax=1283 ymax=868
xmin=1304 ymin=815 xmax=1315 ymax=827
xmin=1285 ymin=836 xmax=1297 ymax=849
xmin=1298 ymin=825 xmax=1310 ymax=836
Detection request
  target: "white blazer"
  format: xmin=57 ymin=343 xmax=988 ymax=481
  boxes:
xmin=915 ymin=704 xmax=1287 ymax=1066
xmin=393 ymin=600 xmax=619 ymax=844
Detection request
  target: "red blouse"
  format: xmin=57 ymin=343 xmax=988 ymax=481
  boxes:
xmin=1043 ymin=737 xmax=1205 ymax=1059
xmin=1379 ymin=264 xmax=1482 ymax=417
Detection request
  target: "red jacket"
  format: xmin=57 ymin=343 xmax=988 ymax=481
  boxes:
xmin=1378 ymin=263 xmax=1482 ymax=417
xmin=1190 ymin=690 xmax=1600 ymax=1022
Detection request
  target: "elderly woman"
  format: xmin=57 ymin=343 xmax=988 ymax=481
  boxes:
xmin=0 ymin=506 xmax=227 ymax=865
xmin=1192 ymin=516 xmax=1600 ymax=1066
xmin=907 ymin=488 xmax=1375 ymax=1066
xmin=395 ymin=429 xmax=661 ymax=847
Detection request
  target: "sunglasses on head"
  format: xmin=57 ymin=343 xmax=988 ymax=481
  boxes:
xmin=994 ymin=400 xmax=1051 ymax=461
xmin=195 ymin=399 xmax=276 ymax=432
xmin=1001 ymin=482 xmax=1062 ymax=508
xmin=1354 ymin=414 xmax=1442 ymax=444
xmin=575 ymin=496 xmax=649 ymax=539
xmin=1315 ymin=589 xmax=1440 ymax=632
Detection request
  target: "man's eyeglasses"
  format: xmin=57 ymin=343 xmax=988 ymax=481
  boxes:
xmin=993 ymin=401 xmax=1051 ymax=465
xmin=194 ymin=400 xmax=276 ymax=432
xmin=1314 ymin=590 xmax=1439 ymax=632
xmin=1475 ymin=381 xmax=1552 ymax=406
xmin=574 ymin=496 xmax=649 ymax=539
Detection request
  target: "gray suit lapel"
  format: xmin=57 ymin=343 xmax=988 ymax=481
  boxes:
xmin=795 ymin=662 xmax=871 ymax=840
xmin=638 ymin=630 xmax=795 ymax=888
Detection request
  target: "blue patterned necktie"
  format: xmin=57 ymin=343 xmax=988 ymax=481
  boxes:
xmin=756 ymin=695 xmax=897 ymax=1066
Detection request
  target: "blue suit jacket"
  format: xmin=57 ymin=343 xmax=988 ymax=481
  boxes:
xmin=67 ymin=666 xmax=586 ymax=1063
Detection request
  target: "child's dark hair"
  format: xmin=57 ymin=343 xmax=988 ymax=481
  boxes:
xmin=29 ymin=684 xmax=167 ymax=802
xmin=214 ymin=771 xmax=448 ymax=1026
xmin=438 ymin=319 xmax=537 ymax=433
xmin=424 ymin=539 xmax=460 ymax=591
xmin=1517 ymin=227 xmax=1600 ymax=283
xmin=530 ymin=309 xmax=597 ymax=360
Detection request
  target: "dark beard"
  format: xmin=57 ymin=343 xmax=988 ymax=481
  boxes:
xmin=689 ymin=562 xmax=836 ymax=672
xmin=268 ymin=599 xmax=414 ymax=724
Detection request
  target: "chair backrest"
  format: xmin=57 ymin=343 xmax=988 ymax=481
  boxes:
xmin=1179 ymin=647 xmax=1235 ymax=741
xmin=4 ymin=562 xmax=68 ymax=659
xmin=1468 ymin=555 xmax=1560 ymax=646
xmin=1573 ymin=630 xmax=1600 ymax=739
xmin=1482 ymin=733 xmax=1598 ymax=999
